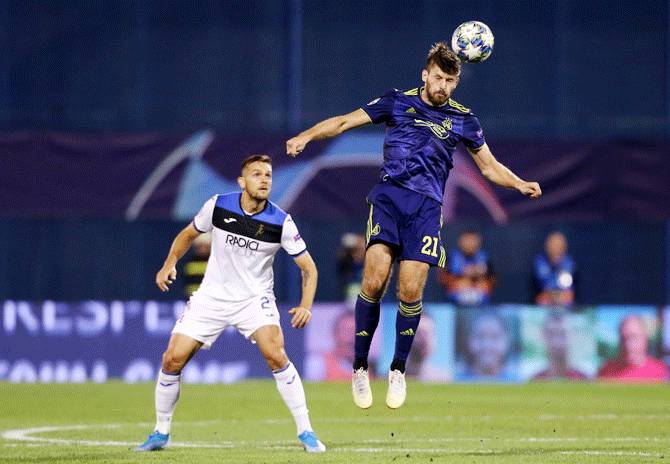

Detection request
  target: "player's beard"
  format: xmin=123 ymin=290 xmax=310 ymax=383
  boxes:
xmin=249 ymin=187 xmax=270 ymax=203
xmin=424 ymin=83 xmax=449 ymax=107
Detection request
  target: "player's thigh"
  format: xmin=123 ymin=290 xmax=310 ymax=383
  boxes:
xmin=163 ymin=333 xmax=203 ymax=369
xmin=397 ymin=260 xmax=431 ymax=302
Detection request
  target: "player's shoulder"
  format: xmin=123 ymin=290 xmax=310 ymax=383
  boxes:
xmin=446 ymin=98 xmax=473 ymax=114
xmin=214 ymin=192 xmax=243 ymax=211
xmin=255 ymin=200 xmax=290 ymax=226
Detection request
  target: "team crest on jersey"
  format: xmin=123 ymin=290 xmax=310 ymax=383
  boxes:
xmin=414 ymin=119 xmax=450 ymax=139
xmin=255 ymin=224 xmax=265 ymax=236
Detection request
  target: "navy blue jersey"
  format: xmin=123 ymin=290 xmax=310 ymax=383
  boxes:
xmin=361 ymin=88 xmax=485 ymax=203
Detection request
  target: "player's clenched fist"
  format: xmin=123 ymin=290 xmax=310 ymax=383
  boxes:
xmin=286 ymin=136 xmax=308 ymax=157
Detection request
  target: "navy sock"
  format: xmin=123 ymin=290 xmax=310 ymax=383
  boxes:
xmin=353 ymin=292 xmax=381 ymax=365
xmin=393 ymin=300 xmax=422 ymax=370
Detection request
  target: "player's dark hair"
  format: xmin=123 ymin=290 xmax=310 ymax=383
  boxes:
xmin=426 ymin=42 xmax=461 ymax=75
xmin=240 ymin=154 xmax=272 ymax=172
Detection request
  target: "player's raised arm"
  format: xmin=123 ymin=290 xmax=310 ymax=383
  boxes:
xmin=286 ymin=109 xmax=372 ymax=157
xmin=288 ymin=251 xmax=318 ymax=328
xmin=156 ymin=223 xmax=202 ymax=292
xmin=468 ymin=143 xmax=542 ymax=198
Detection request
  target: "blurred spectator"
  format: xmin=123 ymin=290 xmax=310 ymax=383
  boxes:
xmin=460 ymin=312 xmax=515 ymax=381
xmin=598 ymin=314 xmax=668 ymax=383
xmin=183 ymin=232 xmax=211 ymax=298
xmin=323 ymin=310 xmax=376 ymax=381
xmin=437 ymin=230 xmax=496 ymax=306
xmin=533 ymin=312 xmax=587 ymax=380
xmin=336 ymin=233 xmax=366 ymax=305
xmin=532 ymin=231 xmax=577 ymax=307
xmin=406 ymin=312 xmax=452 ymax=382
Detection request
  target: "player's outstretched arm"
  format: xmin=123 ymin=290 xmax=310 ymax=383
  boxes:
xmin=468 ymin=144 xmax=542 ymax=198
xmin=288 ymin=251 xmax=318 ymax=328
xmin=156 ymin=223 xmax=202 ymax=292
xmin=286 ymin=109 xmax=372 ymax=157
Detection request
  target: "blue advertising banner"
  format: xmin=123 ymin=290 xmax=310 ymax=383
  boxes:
xmin=3 ymin=301 xmax=667 ymax=384
xmin=0 ymin=301 xmax=305 ymax=383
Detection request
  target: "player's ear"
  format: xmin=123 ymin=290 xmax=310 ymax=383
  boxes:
xmin=421 ymin=69 xmax=428 ymax=83
xmin=237 ymin=176 xmax=245 ymax=189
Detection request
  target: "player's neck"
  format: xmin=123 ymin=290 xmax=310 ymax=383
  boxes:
xmin=240 ymin=192 xmax=266 ymax=215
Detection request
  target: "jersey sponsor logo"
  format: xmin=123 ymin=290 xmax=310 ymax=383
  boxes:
xmin=406 ymin=107 xmax=416 ymax=113
xmin=224 ymin=234 xmax=260 ymax=256
xmin=255 ymin=224 xmax=264 ymax=236
xmin=356 ymin=331 xmax=370 ymax=337
xmin=414 ymin=118 xmax=450 ymax=139
xmin=223 ymin=218 xmax=237 ymax=223
xmin=399 ymin=328 xmax=415 ymax=336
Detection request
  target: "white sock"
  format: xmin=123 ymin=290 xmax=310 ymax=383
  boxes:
xmin=154 ymin=370 xmax=181 ymax=435
xmin=273 ymin=362 xmax=312 ymax=435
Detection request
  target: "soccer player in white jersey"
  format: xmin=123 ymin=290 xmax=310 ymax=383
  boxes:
xmin=135 ymin=155 xmax=326 ymax=453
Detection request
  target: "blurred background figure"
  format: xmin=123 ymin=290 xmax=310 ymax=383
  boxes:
xmin=183 ymin=232 xmax=211 ymax=298
xmin=405 ymin=312 xmax=452 ymax=382
xmin=532 ymin=231 xmax=577 ymax=307
xmin=437 ymin=230 xmax=497 ymax=306
xmin=323 ymin=310 xmax=377 ymax=381
xmin=460 ymin=312 xmax=516 ymax=381
xmin=336 ymin=232 xmax=366 ymax=306
xmin=598 ymin=314 xmax=668 ymax=383
xmin=533 ymin=312 xmax=587 ymax=380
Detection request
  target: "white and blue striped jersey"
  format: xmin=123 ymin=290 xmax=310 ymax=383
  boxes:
xmin=191 ymin=192 xmax=307 ymax=304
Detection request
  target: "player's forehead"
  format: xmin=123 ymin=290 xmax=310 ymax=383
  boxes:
xmin=426 ymin=63 xmax=459 ymax=79
xmin=244 ymin=161 xmax=272 ymax=175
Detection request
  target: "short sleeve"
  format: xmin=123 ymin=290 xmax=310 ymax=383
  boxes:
xmin=360 ymin=90 xmax=397 ymax=124
xmin=193 ymin=196 xmax=216 ymax=233
xmin=281 ymin=214 xmax=307 ymax=256
xmin=461 ymin=114 xmax=486 ymax=149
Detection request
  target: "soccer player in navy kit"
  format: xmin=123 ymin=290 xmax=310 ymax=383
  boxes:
xmin=135 ymin=155 xmax=326 ymax=453
xmin=287 ymin=42 xmax=541 ymax=409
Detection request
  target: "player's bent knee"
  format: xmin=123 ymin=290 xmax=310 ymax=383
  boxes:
xmin=362 ymin=278 xmax=386 ymax=298
xmin=162 ymin=350 xmax=188 ymax=373
xmin=264 ymin=346 xmax=289 ymax=371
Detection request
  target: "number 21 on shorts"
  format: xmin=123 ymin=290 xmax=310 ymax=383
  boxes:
xmin=421 ymin=235 xmax=439 ymax=257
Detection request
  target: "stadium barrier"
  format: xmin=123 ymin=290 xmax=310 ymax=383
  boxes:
xmin=1 ymin=301 xmax=668 ymax=384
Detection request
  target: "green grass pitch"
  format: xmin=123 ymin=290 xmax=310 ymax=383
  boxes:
xmin=1 ymin=380 xmax=669 ymax=463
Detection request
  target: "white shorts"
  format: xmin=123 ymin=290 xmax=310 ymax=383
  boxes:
xmin=172 ymin=292 xmax=281 ymax=349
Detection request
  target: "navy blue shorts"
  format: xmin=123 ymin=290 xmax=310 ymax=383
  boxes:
xmin=366 ymin=176 xmax=445 ymax=267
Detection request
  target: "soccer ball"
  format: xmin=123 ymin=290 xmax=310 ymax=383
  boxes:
xmin=451 ymin=21 xmax=494 ymax=63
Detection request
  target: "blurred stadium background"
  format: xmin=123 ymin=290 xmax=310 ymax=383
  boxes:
xmin=1 ymin=0 xmax=670 ymax=386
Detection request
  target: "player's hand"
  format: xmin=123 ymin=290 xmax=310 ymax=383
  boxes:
xmin=286 ymin=136 xmax=308 ymax=157
xmin=518 ymin=181 xmax=542 ymax=198
xmin=288 ymin=306 xmax=312 ymax=329
xmin=156 ymin=266 xmax=177 ymax=292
